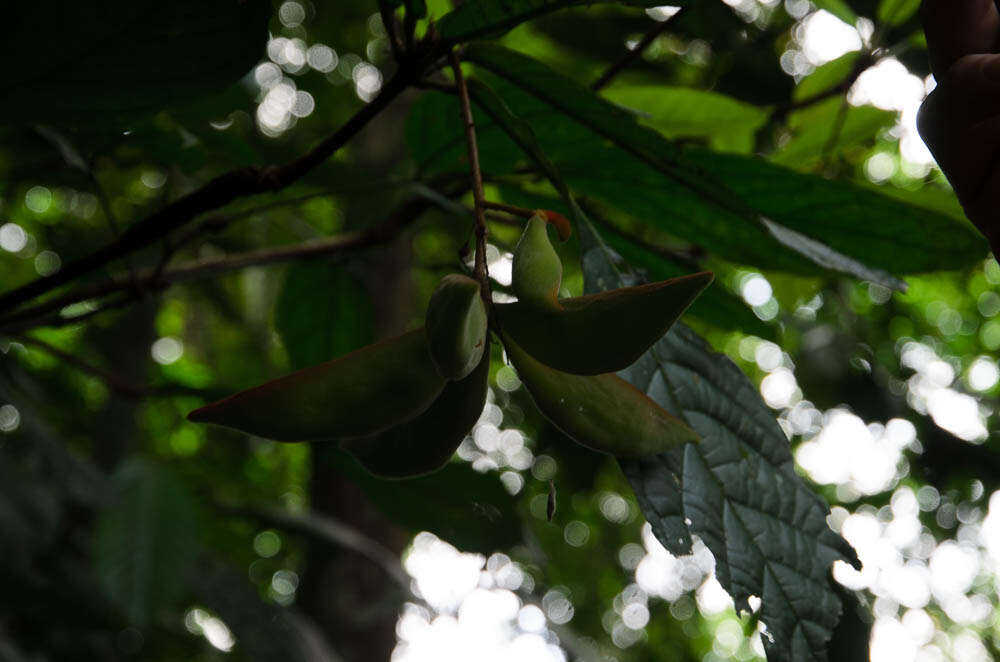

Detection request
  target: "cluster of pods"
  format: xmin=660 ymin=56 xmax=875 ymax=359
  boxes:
xmin=188 ymin=212 xmax=714 ymax=478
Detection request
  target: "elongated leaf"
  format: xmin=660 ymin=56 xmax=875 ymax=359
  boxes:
xmin=579 ymin=222 xmax=859 ymax=662
xmin=811 ymin=0 xmax=857 ymax=24
xmin=276 ymin=264 xmax=374 ymax=371
xmin=438 ymin=0 xmax=680 ymax=43
xmin=463 ymin=44 xmax=987 ymax=276
xmin=342 ymin=351 xmax=490 ymax=479
xmin=5 ymin=1 xmax=270 ymax=127
xmin=95 ymin=459 xmax=200 ymax=626
xmin=761 ymin=218 xmax=906 ymax=291
xmin=877 ymin=0 xmax=919 ymax=26
xmin=497 ymin=272 xmax=713 ymax=375
xmin=505 ymin=334 xmax=699 ymax=456
xmin=188 ymin=329 xmax=446 ymax=441
xmin=772 ymin=99 xmax=896 ymax=167
xmin=602 ymin=85 xmax=768 ymax=153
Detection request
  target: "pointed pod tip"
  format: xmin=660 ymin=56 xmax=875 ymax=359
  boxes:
xmin=186 ymin=405 xmax=211 ymax=424
xmin=533 ymin=209 xmax=572 ymax=242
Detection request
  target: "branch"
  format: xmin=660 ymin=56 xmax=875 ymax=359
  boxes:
xmin=0 ymin=48 xmax=443 ymax=316
xmin=591 ymin=7 xmax=690 ymax=91
xmin=11 ymin=334 xmax=160 ymax=399
xmin=218 ymin=504 xmax=409 ymax=589
xmin=0 ymin=196 xmax=436 ymax=334
xmin=768 ymin=51 xmax=874 ymax=124
xmin=378 ymin=0 xmax=405 ymax=62
xmin=449 ymin=50 xmax=492 ymax=302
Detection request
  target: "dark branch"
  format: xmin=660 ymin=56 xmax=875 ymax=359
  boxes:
xmin=13 ymin=334 xmax=156 ymax=399
xmin=0 ymin=196 xmax=437 ymax=334
xmin=0 ymin=48 xmax=443 ymax=316
xmin=591 ymin=7 xmax=690 ymax=91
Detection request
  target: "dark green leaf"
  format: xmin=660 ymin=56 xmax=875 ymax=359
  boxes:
xmin=579 ymin=221 xmax=859 ymax=662
xmin=877 ymin=0 xmax=920 ymax=26
xmin=95 ymin=459 xmax=201 ymax=625
xmin=601 ymin=85 xmax=768 ymax=153
xmin=276 ymin=263 xmax=374 ymax=371
xmin=464 ymin=45 xmax=987 ymax=277
xmin=438 ymin=0 xmax=680 ymax=43
xmin=4 ymin=0 xmax=270 ymax=127
xmin=331 ymin=452 xmax=521 ymax=553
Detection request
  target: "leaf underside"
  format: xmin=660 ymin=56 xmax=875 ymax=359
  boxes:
xmin=579 ymin=221 xmax=859 ymax=662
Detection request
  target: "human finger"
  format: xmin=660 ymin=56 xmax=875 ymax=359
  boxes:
xmin=921 ymin=0 xmax=1000 ymax=78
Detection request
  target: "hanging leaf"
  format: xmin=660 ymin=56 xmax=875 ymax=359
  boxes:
xmin=579 ymin=221 xmax=860 ymax=662
xmin=95 ymin=459 xmax=201 ymax=626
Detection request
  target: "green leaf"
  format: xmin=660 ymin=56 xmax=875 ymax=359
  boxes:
xmin=793 ymin=52 xmax=859 ymax=102
xmin=276 ymin=264 xmax=374 ymax=371
xmin=811 ymin=0 xmax=857 ymax=24
xmin=4 ymin=0 xmax=270 ymax=127
xmin=463 ymin=45 xmax=986 ymax=278
xmin=601 ymin=85 xmax=769 ymax=154
xmin=497 ymin=272 xmax=714 ymax=375
xmin=579 ymin=221 xmax=859 ymax=662
xmin=331 ymin=453 xmax=521 ymax=554
xmin=437 ymin=0 xmax=679 ymax=43
xmin=95 ymin=459 xmax=201 ymax=626
xmin=772 ymin=99 xmax=896 ymax=167
xmin=188 ymin=329 xmax=446 ymax=441
xmin=877 ymin=0 xmax=920 ymax=26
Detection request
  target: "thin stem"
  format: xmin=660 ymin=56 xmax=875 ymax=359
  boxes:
xmin=591 ymin=7 xmax=690 ymax=91
xmin=449 ymin=50 xmax=491 ymax=301
xmin=482 ymin=200 xmax=535 ymax=219
xmin=13 ymin=334 xmax=152 ymax=399
xmin=378 ymin=0 xmax=405 ymax=62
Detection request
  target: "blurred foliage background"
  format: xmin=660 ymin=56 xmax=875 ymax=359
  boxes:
xmin=2 ymin=0 xmax=999 ymax=660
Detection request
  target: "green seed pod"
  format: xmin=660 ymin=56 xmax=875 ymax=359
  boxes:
xmin=504 ymin=335 xmax=698 ymax=457
xmin=512 ymin=214 xmax=563 ymax=309
xmin=425 ymin=274 xmax=488 ymax=380
xmin=341 ymin=347 xmax=490 ymax=479
xmin=187 ymin=329 xmax=445 ymax=441
xmin=497 ymin=271 xmax=713 ymax=375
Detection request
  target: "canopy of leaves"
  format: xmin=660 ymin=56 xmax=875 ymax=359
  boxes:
xmin=1 ymin=0 xmax=996 ymax=660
